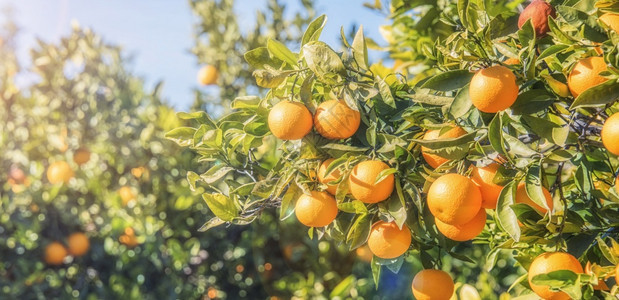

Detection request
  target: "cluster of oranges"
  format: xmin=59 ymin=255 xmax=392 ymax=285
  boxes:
xmin=119 ymin=227 xmax=140 ymax=248
xmin=44 ymin=232 xmax=90 ymax=265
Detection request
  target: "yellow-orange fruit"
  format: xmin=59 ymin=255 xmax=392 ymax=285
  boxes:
xmin=528 ymin=252 xmax=583 ymax=300
xmin=427 ymin=174 xmax=482 ymax=225
xmin=46 ymin=161 xmax=74 ymax=184
xmin=411 ymin=269 xmax=455 ymax=300
xmin=471 ymin=163 xmax=504 ymax=209
xmin=73 ymin=148 xmax=91 ymax=165
xmin=119 ymin=186 xmax=136 ymax=206
xmin=367 ymin=221 xmax=411 ymax=259
xmin=317 ymin=158 xmax=342 ymax=195
xmin=585 ymin=261 xmax=610 ymax=291
xmin=504 ymin=57 xmax=521 ymax=65
xmin=267 ymin=101 xmax=313 ymax=140
xmin=45 ymin=242 xmax=67 ymax=265
xmin=567 ymin=57 xmax=608 ymax=98
xmin=515 ymin=182 xmax=553 ymax=214
xmin=9 ymin=166 xmax=26 ymax=185
xmin=600 ymin=13 xmax=619 ymax=33
xmin=615 ymin=175 xmax=619 ymax=195
xmin=602 ymin=112 xmax=619 ymax=156
xmin=469 ymin=65 xmax=519 ymax=113
xmin=294 ymin=191 xmax=338 ymax=227
xmin=435 ymin=208 xmax=486 ymax=242
xmin=355 ymin=245 xmax=373 ymax=263
xmin=518 ymin=0 xmax=556 ymax=37
xmin=615 ymin=265 xmax=619 ymax=286
xmin=349 ymin=160 xmax=394 ymax=203
xmin=197 ymin=65 xmax=218 ymax=85
xmin=67 ymin=232 xmax=90 ymax=257
xmin=421 ymin=126 xmax=467 ymax=169
xmin=314 ymin=100 xmax=361 ymax=140
xmin=120 ymin=227 xmax=139 ymax=248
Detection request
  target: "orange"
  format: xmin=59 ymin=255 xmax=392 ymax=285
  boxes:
xmin=267 ymin=100 xmax=313 ymax=140
xmin=567 ymin=57 xmax=608 ymax=98
xmin=584 ymin=261 xmax=609 ymax=291
xmin=67 ymin=232 xmax=90 ymax=256
xmin=515 ymin=182 xmax=553 ymax=214
xmin=355 ymin=245 xmax=373 ymax=263
xmin=46 ymin=161 xmax=74 ymax=184
xmin=427 ymin=173 xmax=482 ymax=225
xmin=504 ymin=57 xmax=520 ymax=65
xmin=411 ymin=269 xmax=455 ymax=300
xmin=349 ymin=160 xmax=394 ymax=203
xmin=197 ymin=65 xmax=218 ymax=85
xmin=616 ymin=175 xmax=619 ymax=195
xmin=528 ymin=252 xmax=583 ymax=300
xmin=469 ymin=65 xmax=519 ymax=113
xmin=367 ymin=221 xmax=411 ymax=259
xmin=314 ymin=100 xmax=360 ymax=140
xmin=317 ymin=158 xmax=342 ymax=195
xmin=600 ymin=13 xmax=619 ymax=33
xmin=615 ymin=264 xmax=619 ymax=286
xmin=73 ymin=148 xmax=91 ymax=165
xmin=294 ymin=191 xmax=338 ymax=227
xmin=518 ymin=0 xmax=556 ymax=37
xmin=120 ymin=227 xmax=139 ymax=248
xmin=435 ymin=208 xmax=486 ymax=242
xmin=421 ymin=126 xmax=467 ymax=169
xmin=471 ymin=163 xmax=504 ymax=209
xmin=602 ymin=112 xmax=619 ymax=156
xmin=44 ymin=242 xmax=67 ymax=265
xmin=119 ymin=186 xmax=136 ymax=206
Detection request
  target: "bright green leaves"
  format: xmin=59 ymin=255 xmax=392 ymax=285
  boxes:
xmin=202 ymin=193 xmax=238 ymax=222
xmin=496 ymin=181 xmax=520 ymax=242
xmin=570 ymin=80 xmax=619 ymax=109
xmin=302 ymin=41 xmax=345 ymax=85
xmin=301 ymin=14 xmax=327 ymax=46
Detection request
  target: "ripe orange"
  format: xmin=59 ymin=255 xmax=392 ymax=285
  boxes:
xmin=120 ymin=227 xmax=139 ymax=248
xmin=67 ymin=232 xmax=90 ymax=257
xmin=349 ymin=160 xmax=394 ymax=203
xmin=601 ymin=112 xmax=619 ymax=156
xmin=600 ymin=13 xmax=619 ymax=33
xmin=421 ymin=126 xmax=467 ymax=169
xmin=45 ymin=242 xmax=67 ymax=265
xmin=367 ymin=221 xmax=411 ymax=259
xmin=469 ymin=65 xmax=519 ymax=113
xmin=355 ymin=245 xmax=373 ymax=263
xmin=585 ymin=261 xmax=609 ymax=291
xmin=267 ymin=100 xmax=313 ymax=140
xmin=46 ymin=161 xmax=74 ymax=184
xmin=515 ymin=182 xmax=553 ymax=214
xmin=317 ymin=158 xmax=342 ymax=195
xmin=528 ymin=252 xmax=583 ymax=300
xmin=197 ymin=65 xmax=218 ymax=85
xmin=427 ymin=173 xmax=482 ymax=225
xmin=471 ymin=163 xmax=504 ymax=209
xmin=518 ymin=0 xmax=556 ymax=37
xmin=615 ymin=264 xmax=619 ymax=286
xmin=118 ymin=186 xmax=136 ymax=206
xmin=504 ymin=57 xmax=520 ymax=65
xmin=411 ymin=269 xmax=455 ymax=300
xmin=567 ymin=57 xmax=608 ymax=98
xmin=294 ymin=191 xmax=338 ymax=227
xmin=314 ymin=100 xmax=360 ymax=140
xmin=73 ymin=148 xmax=91 ymax=165
xmin=435 ymin=208 xmax=486 ymax=242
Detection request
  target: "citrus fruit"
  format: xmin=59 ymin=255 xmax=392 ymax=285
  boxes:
xmin=120 ymin=227 xmax=139 ymax=248
xmin=421 ymin=126 xmax=467 ymax=169
xmin=349 ymin=160 xmax=394 ymax=203
xmin=435 ymin=208 xmax=486 ymax=242
xmin=601 ymin=112 xmax=619 ymax=156
xmin=294 ymin=191 xmax=338 ymax=227
xmin=355 ymin=245 xmax=373 ymax=263
xmin=197 ymin=65 xmax=218 ymax=85
xmin=567 ymin=57 xmax=608 ymax=98
xmin=367 ymin=221 xmax=411 ymax=259
xmin=471 ymin=163 xmax=504 ymax=209
xmin=267 ymin=100 xmax=313 ymax=140
xmin=317 ymin=158 xmax=342 ymax=195
xmin=314 ymin=100 xmax=360 ymax=140
xmin=427 ymin=173 xmax=482 ymax=225
xmin=616 ymin=175 xmax=619 ymax=195
xmin=45 ymin=242 xmax=67 ymax=265
xmin=528 ymin=252 xmax=583 ymax=300
xmin=585 ymin=261 xmax=609 ymax=291
xmin=600 ymin=13 xmax=619 ymax=33
xmin=46 ymin=161 xmax=74 ymax=184
xmin=411 ymin=269 xmax=455 ymax=300
xmin=615 ymin=264 xmax=619 ymax=286
xmin=518 ymin=0 xmax=556 ymax=37
xmin=504 ymin=57 xmax=520 ymax=65
xmin=515 ymin=182 xmax=553 ymax=214
xmin=119 ymin=186 xmax=136 ymax=206
xmin=73 ymin=148 xmax=91 ymax=165
xmin=469 ymin=65 xmax=519 ymax=113
xmin=67 ymin=232 xmax=90 ymax=257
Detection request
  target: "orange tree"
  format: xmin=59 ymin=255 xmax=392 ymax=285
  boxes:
xmin=169 ymin=0 xmax=619 ymax=298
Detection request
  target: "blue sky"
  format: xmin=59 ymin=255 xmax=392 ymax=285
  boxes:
xmin=0 ymin=0 xmax=387 ymax=109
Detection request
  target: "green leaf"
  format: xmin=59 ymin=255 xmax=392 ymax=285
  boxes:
xmin=302 ymin=41 xmax=345 ymax=84
xmin=338 ymin=200 xmax=368 ymax=214
xmin=280 ymin=184 xmax=300 ymax=221
xmin=244 ymin=47 xmax=284 ymax=69
xmin=596 ymin=237 xmax=618 ymax=264
xmin=346 ymin=213 xmax=372 ymax=250
xmin=420 ymin=69 xmax=474 ymax=92
xmin=537 ymin=45 xmax=569 ymax=61
xmin=302 ymin=14 xmax=327 ymax=46
xmin=197 ymin=217 xmax=226 ymax=232
xmin=569 ymin=80 xmax=619 ymax=109
xmin=521 ymin=115 xmax=567 ymax=146
xmin=496 ymin=181 xmax=521 ymax=242
xmin=488 ymin=113 xmax=507 ymax=156
xmin=374 ymin=168 xmax=397 ymax=185
xmin=202 ymin=193 xmax=238 ymax=221
xmin=525 ymin=164 xmax=551 ymax=213
xmin=329 ymin=276 xmax=355 ymax=298
xmin=408 ymin=93 xmax=453 ymax=106
xmin=352 ymin=25 xmax=369 ymax=70
xmin=376 ymin=76 xmax=396 ymax=108
xmin=165 ymin=127 xmax=197 ymax=147
xmin=231 ymin=96 xmax=262 ymax=109
xmin=511 ymin=89 xmax=556 ymax=115
xmin=267 ymin=38 xmax=298 ymax=67
xmin=252 ymin=69 xmax=294 ymax=88
xmin=448 ymin=84 xmax=473 ymax=119
xmin=322 ymin=143 xmax=370 ymax=152
xmin=413 ymin=131 xmax=477 ymax=149
xmin=371 ymin=257 xmax=381 ymax=287
xmin=200 ymin=164 xmax=234 ymax=184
